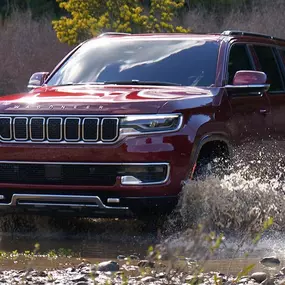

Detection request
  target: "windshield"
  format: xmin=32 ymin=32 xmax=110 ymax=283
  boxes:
xmin=46 ymin=37 xmax=219 ymax=87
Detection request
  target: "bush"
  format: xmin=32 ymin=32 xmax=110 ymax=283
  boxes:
xmin=52 ymin=0 xmax=189 ymax=45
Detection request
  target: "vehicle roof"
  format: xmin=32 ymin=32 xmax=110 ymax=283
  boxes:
xmin=93 ymin=31 xmax=285 ymax=45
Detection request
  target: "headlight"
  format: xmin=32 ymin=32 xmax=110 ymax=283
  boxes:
xmin=120 ymin=114 xmax=183 ymax=135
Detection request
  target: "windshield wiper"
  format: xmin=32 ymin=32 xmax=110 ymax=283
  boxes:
xmin=54 ymin=80 xmax=181 ymax=87
xmin=102 ymin=80 xmax=182 ymax=86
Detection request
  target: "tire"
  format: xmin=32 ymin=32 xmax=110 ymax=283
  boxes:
xmin=193 ymin=149 xmax=229 ymax=180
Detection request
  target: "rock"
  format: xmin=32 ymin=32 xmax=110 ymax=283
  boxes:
xmin=251 ymin=272 xmax=267 ymax=283
xmin=76 ymin=283 xmax=89 ymax=285
xmin=77 ymin=262 xmax=86 ymax=269
xmin=71 ymin=275 xmax=88 ymax=282
xmin=157 ymin=272 xmax=166 ymax=278
xmin=261 ymin=278 xmax=275 ymax=285
xmin=141 ymin=276 xmax=156 ymax=282
xmin=130 ymin=255 xmax=140 ymax=260
xmin=97 ymin=261 xmax=120 ymax=272
xmin=38 ymin=271 xmax=48 ymax=277
xmin=260 ymin=257 xmax=281 ymax=267
xmin=117 ymin=255 xmax=126 ymax=260
xmin=137 ymin=260 xmax=155 ymax=268
xmin=281 ymin=267 xmax=285 ymax=275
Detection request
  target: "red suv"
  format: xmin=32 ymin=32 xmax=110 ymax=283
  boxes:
xmin=0 ymin=31 xmax=282 ymax=219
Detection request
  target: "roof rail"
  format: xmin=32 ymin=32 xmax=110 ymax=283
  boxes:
xmin=98 ymin=32 xmax=131 ymax=37
xmin=221 ymin=30 xmax=285 ymax=42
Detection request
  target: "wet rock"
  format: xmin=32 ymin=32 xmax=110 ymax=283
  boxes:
xmin=141 ymin=276 xmax=156 ymax=282
xmin=76 ymin=283 xmax=89 ymax=285
xmin=260 ymin=257 xmax=281 ymax=267
xmin=38 ymin=271 xmax=48 ymax=277
xmin=130 ymin=255 xmax=140 ymax=260
xmin=157 ymin=272 xmax=166 ymax=278
xmin=251 ymin=272 xmax=267 ymax=283
xmin=98 ymin=260 xmax=120 ymax=272
xmin=117 ymin=255 xmax=126 ymax=260
xmin=261 ymin=278 xmax=275 ymax=285
xmin=71 ymin=275 xmax=88 ymax=282
xmin=77 ymin=262 xmax=87 ymax=269
xmin=137 ymin=260 xmax=155 ymax=268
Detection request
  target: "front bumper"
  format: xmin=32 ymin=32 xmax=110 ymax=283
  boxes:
xmin=0 ymin=130 xmax=194 ymax=217
xmin=0 ymin=193 xmax=178 ymax=218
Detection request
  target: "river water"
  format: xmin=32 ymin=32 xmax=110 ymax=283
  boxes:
xmin=0 ymin=142 xmax=285 ymax=275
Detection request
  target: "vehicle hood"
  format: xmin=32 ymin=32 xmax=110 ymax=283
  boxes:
xmin=0 ymin=85 xmax=218 ymax=114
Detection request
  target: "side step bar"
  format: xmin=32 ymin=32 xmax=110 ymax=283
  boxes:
xmin=0 ymin=194 xmax=128 ymax=210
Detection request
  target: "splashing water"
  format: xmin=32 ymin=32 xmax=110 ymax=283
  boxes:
xmin=158 ymin=141 xmax=285 ymax=260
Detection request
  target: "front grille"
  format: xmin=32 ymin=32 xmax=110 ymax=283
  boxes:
xmin=0 ymin=162 xmax=169 ymax=186
xmin=0 ymin=115 xmax=120 ymax=144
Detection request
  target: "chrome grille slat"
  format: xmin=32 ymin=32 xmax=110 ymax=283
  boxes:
xmin=30 ymin=117 xmax=45 ymax=141
xmin=64 ymin=117 xmax=80 ymax=142
xmin=82 ymin=118 xmax=99 ymax=142
xmin=47 ymin=117 xmax=63 ymax=142
xmin=101 ymin=118 xmax=119 ymax=142
xmin=0 ymin=117 xmax=12 ymax=141
xmin=13 ymin=117 xmax=28 ymax=141
xmin=0 ymin=115 xmax=120 ymax=144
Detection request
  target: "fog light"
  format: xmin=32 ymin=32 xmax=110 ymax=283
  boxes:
xmin=0 ymin=195 xmax=5 ymax=200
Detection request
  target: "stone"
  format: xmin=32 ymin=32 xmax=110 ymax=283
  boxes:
xmin=261 ymin=278 xmax=275 ymax=285
xmin=38 ymin=271 xmax=48 ymax=277
xmin=117 ymin=255 xmax=126 ymax=260
xmin=251 ymin=272 xmax=267 ymax=283
xmin=71 ymin=275 xmax=88 ymax=282
xmin=260 ymin=257 xmax=281 ymax=267
xmin=281 ymin=267 xmax=285 ymax=275
xmin=137 ymin=260 xmax=155 ymax=268
xmin=141 ymin=276 xmax=156 ymax=282
xmin=130 ymin=255 xmax=140 ymax=260
xmin=97 ymin=261 xmax=120 ymax=272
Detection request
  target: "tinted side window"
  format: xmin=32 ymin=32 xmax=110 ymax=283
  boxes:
xmin=253 ymin=45 xmax=283 ymax=92
xmin=228 ymin=44 xmax=254 ymax=84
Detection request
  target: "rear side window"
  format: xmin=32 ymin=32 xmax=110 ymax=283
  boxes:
xmin=227 ymin=44 xmax=254 ymax=84
xmin=253 ymin=45 xmax=284 ymax=92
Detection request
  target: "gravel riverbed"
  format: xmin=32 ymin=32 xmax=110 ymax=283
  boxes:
xmin=0 ymin=256 xmax=284 ymax=285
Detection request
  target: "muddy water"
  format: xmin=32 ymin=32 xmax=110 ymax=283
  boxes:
xmin=0 ymin=142 xmax=285 ymax=274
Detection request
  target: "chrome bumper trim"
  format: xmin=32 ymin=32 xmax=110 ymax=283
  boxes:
xmin=0 ymin=194 xmax=128 ymax=210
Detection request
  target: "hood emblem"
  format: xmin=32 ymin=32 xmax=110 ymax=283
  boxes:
xmin=9 ymin=104 xmax=105 ymax=111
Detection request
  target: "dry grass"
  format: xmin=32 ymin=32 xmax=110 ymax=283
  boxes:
xmin=0 ymin=10 xmax=71 ymax=95
xmin=184 ymin=0 xmax=285 ymax=37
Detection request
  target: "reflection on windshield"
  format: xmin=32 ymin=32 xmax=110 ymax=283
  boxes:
xmin=47 ymin=38 xmax=219 ymax=87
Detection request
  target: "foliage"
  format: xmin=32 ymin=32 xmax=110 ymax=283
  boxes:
xmin=52 ymin=0 xmax=189 ymax=45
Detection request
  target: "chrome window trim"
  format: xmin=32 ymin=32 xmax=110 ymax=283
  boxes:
xmin=46 ymin=117 xmax=63 ymax=142
xmin=101 ymin=117 xmax=119 ymax=142
xmin=30 ymin=117 xmax=45 ymax=141
xmin=0 ymin=117 xmax=12 ymax=141
xmin=82 ymin=118 xmax=99 ymax=142
xmin=64 ymin=117 xmax=81 ymax=142
xmin=13 ymin=117 xmax=28 ymax=141
xmin=0 ymin=161 xmax=170 ymax=186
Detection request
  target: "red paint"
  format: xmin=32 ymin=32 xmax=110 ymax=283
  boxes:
xmin=0 ymin=32 xmax=284 ymax=216
xmin=233 ymin=70 xmax=267 ymax=85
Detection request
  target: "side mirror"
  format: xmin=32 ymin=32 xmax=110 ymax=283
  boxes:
xmin=27 ymin=72 xmax=49 ymax=90
xmin=226 ymin=70 xmax=270 ymax=95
